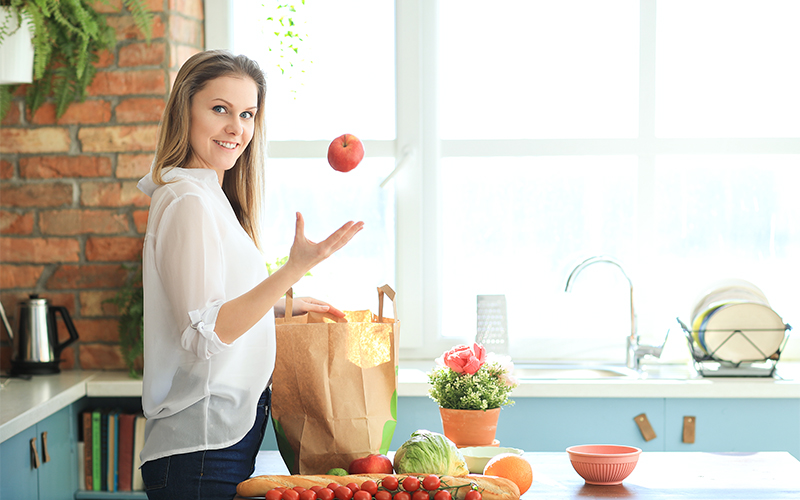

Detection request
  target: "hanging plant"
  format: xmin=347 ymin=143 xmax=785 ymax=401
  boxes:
xmin=0 ymin=0 xmax=153 ymax=120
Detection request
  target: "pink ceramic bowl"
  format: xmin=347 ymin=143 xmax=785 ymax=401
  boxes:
xmin=566 ymin=444 xmax=642 ymax=485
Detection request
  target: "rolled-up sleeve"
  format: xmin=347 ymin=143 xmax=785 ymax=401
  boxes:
xmin=154 ymin=192 xmax=233 ymax=358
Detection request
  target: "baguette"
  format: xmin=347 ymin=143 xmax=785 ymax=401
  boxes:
xmin=237 ymin=474 xmax=520 ymax=500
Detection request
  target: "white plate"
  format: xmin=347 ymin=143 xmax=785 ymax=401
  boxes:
xmin=702 ymin=302 xmax=786 ymax=363
xmin=690 ymin=279 xmax=770 ymax=325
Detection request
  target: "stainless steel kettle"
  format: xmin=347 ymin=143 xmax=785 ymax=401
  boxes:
xmin=0 ymin=294 xmax=79 ymax=375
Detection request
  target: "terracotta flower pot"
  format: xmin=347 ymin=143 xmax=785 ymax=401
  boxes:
xmin=439 ymin=407 xmax=500 ymax=448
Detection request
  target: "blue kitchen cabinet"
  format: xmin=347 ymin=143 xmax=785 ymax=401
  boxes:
xmin=664 ymin=398 xmax=800 ymax=457
xmin=267 ymin=396 xmax=800 ymax=459
xmin=499 ymin=398 xmax=665 ymax=452
xmin=0 ymin=405 xmax=77 ymax=500
xmin=387 ymin=397 xmax=665 ymax=452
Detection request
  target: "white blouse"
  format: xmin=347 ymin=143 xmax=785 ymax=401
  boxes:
xmin=137 ymin=167 xmax=274 ymax=465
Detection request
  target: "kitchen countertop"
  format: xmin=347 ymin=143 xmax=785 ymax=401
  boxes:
xmin=237 ymin=451 xmax=800 ymax=499
xmin=2 ymin=363 xmax=800 ymax=444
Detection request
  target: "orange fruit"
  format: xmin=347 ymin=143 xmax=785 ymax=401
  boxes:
xmin=483 ymin=453 xmax=533 ymax=495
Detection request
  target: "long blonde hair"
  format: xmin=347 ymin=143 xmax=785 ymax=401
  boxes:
xmin=153 ymin=50 xmax=267 ymax=249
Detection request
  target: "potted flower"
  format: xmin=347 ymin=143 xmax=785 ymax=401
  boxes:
xmin=428 ymin=343 xmax=518 ymax=447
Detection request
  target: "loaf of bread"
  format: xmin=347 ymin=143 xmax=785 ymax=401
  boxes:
xmin=237 ymin=474 xmax=520 ymax=500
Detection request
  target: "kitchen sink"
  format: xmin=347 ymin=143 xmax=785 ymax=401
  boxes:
xmin=512 ymin=363 xmax=693 ymax=380
xmin=513 ymin=363 xmax=638 ymax=380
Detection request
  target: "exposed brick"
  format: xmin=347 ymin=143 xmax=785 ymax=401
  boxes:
xmin=0 ymin=210 xmax=34 ymax=234
xmin=0 ymin=183 xmax=73 ymax=207
xmin=169 ymin=43 xmax=201 ymax=69
xmin=168 ymin=14 xmax=203 ymax=46
xmin=0 ymin=127 xmax=71 ymax=154
xmin=80 ymin=181 xmax=150 ymax=207
xmin=78 ymin=125 xmax=159 ymax=152
xmin=39 ymin=209 xmax=129 ymax=235
xmin=73 ymin=318 xmax=120 ymax=342
xmin=79 ymin=342 xmax=127 ymax=370
xmin=1 ymin=101 xmax=21 ymax=126
xmin=107 ymin=14 xmax=166 ymax=41
xmin=119 ymin=41 xmax=167 ymax=67
xmin=0 ymin=265 xmax=44 ymax=288
xmin=86 ymin=236 xmax=144 ymax=261
xmin=116 ymin=97 xmax=166 ymax=123
xmin=47 ymin=264 xmax=128 ymax=289
xmin=20 ymin=156 xmax=112 ymax=178
xmin=79 ymin=343 xmax=128 ymax=370
xmin=169 ymin=0 xmax=204 ymax=19
xmin=87 ymin=69 xmax=166 ymax=97
xmin=95 ymin=49 xmax=115 ymax=68
xmin=117 ymin=153 xmax=153 ymax=178
xmin=0 ymin=159 xmax=12 ymax=179
xmin=28 ymin=100 xmax=112 ymax=125
xmin=132 ymin=209 xmax=149 ymax=233
xmin=80 ymin=290 xmax=119 ymax=317
xmin=0 ymin=237 xmax=80 ymax=263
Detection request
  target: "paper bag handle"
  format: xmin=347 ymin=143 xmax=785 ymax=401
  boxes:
xmin=377 ymin=284 xmax=397 ymax=322
xmin=283 ymin=288 xmax=293 ymax=320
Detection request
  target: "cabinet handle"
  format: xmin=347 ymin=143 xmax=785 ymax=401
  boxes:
xmin=41 ymin=431 xmax=50 ymax=463
xmin=634 ymin=413 xmax=657 ymax=441
xmin=30 ymin=437 xmax=41 ymax=469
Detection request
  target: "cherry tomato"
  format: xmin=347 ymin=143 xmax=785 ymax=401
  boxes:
xmin=464 ymin=491 xmax=481 ymax=500
xmin=311 ymin=486 xmax=324 ymax=493
xmin=275 ymin=488 xmax=288 ymax=493
xmin=360 ymin=480 xmax=378 ymax=496
xmin=412 ymin=490 xmax=430 ymax=500
xmin=282 ymin=489 xmax=300 ymax=500
xmin=334 ymin=486 xmax=354 ymax=500
xmin=433 ymin=491 xmax=451 ymax=500
xmin=353 ymin=491 xmax=372 ymax=500
xmin=294 ymin=487 xmax=308 ymax=494
xmin=421 ymin=476 xmax=440 ymax=491
xmin=381 ymin=476 xmax=399 ymax=491
xmin=375 ymin=491 xmax=392 ymax=500
xmin=346 ymin=483 xmax=360 ymax=493
xmin=300 ymin=490 xmax=318 ymax=500
xmin=317 ymin=488 xmax=335 ymax=500
xmin=327 ymin=483 xmax=341 ymax=492
xmin=266 ymin=489 xmax=283 ymax=500
xmin=394 ymin=492 xmax=411 ymax=500
xmin=402 ymin=476 xmax=420 ymax=492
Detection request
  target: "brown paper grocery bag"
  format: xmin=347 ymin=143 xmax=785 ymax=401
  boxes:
xmin=271 ymin=285 xmax=400 ymax=474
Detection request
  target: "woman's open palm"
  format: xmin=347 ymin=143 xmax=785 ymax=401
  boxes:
xmin=288 ymin=212 xmax=364 ymax=274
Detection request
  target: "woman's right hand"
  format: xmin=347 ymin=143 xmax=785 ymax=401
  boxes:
xmin=284 ymin=212 xmax=364 ymax=277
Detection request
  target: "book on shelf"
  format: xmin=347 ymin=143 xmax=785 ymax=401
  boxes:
xmin=118 ymin=413 xmax=136 ymax=491
xmin=81 ymin=409 xmax=146 ymax=492
xmin=82 ymin=411 xmax=93 ymax=491
xmin=91 ymin=410 xmax=101 ymax=491
xmin=132 ymin=414 xmax=146 ymax=491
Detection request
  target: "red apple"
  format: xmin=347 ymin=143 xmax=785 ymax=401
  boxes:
xmin=327 ymin=134 xmax=365 ymax=172
xmin=348 ymin=453 xmax=393 ymax=475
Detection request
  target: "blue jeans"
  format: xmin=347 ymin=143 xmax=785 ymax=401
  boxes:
xmin=142 ymin=390 xmax=270 ymax=500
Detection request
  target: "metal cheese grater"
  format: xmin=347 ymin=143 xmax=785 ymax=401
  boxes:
xmin=476 ymin=295 xmax=508 ymax=354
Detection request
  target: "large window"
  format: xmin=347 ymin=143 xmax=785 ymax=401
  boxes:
xmin=213 ymin=0 xmax=800 ymax=363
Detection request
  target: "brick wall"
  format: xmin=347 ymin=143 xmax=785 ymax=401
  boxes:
xmin=0 ymin=0 xmax=205 ymax=372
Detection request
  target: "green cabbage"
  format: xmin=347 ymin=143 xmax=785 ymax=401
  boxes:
xmin=393 ymin=429 xmax=469 ymax=476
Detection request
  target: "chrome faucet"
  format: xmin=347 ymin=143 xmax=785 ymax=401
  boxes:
xmin=565 ymin=256 xmax=665 ymax=371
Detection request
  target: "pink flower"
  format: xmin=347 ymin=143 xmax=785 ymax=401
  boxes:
xmin=443 ymin=343 xmax=487 ymax=375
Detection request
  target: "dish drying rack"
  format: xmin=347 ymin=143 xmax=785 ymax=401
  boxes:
xmin=677 ymin=318 xmax=792 ymax=377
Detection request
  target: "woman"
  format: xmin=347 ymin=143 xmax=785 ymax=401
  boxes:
xmin=136 ymin=50 xmax=363 ymax=499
